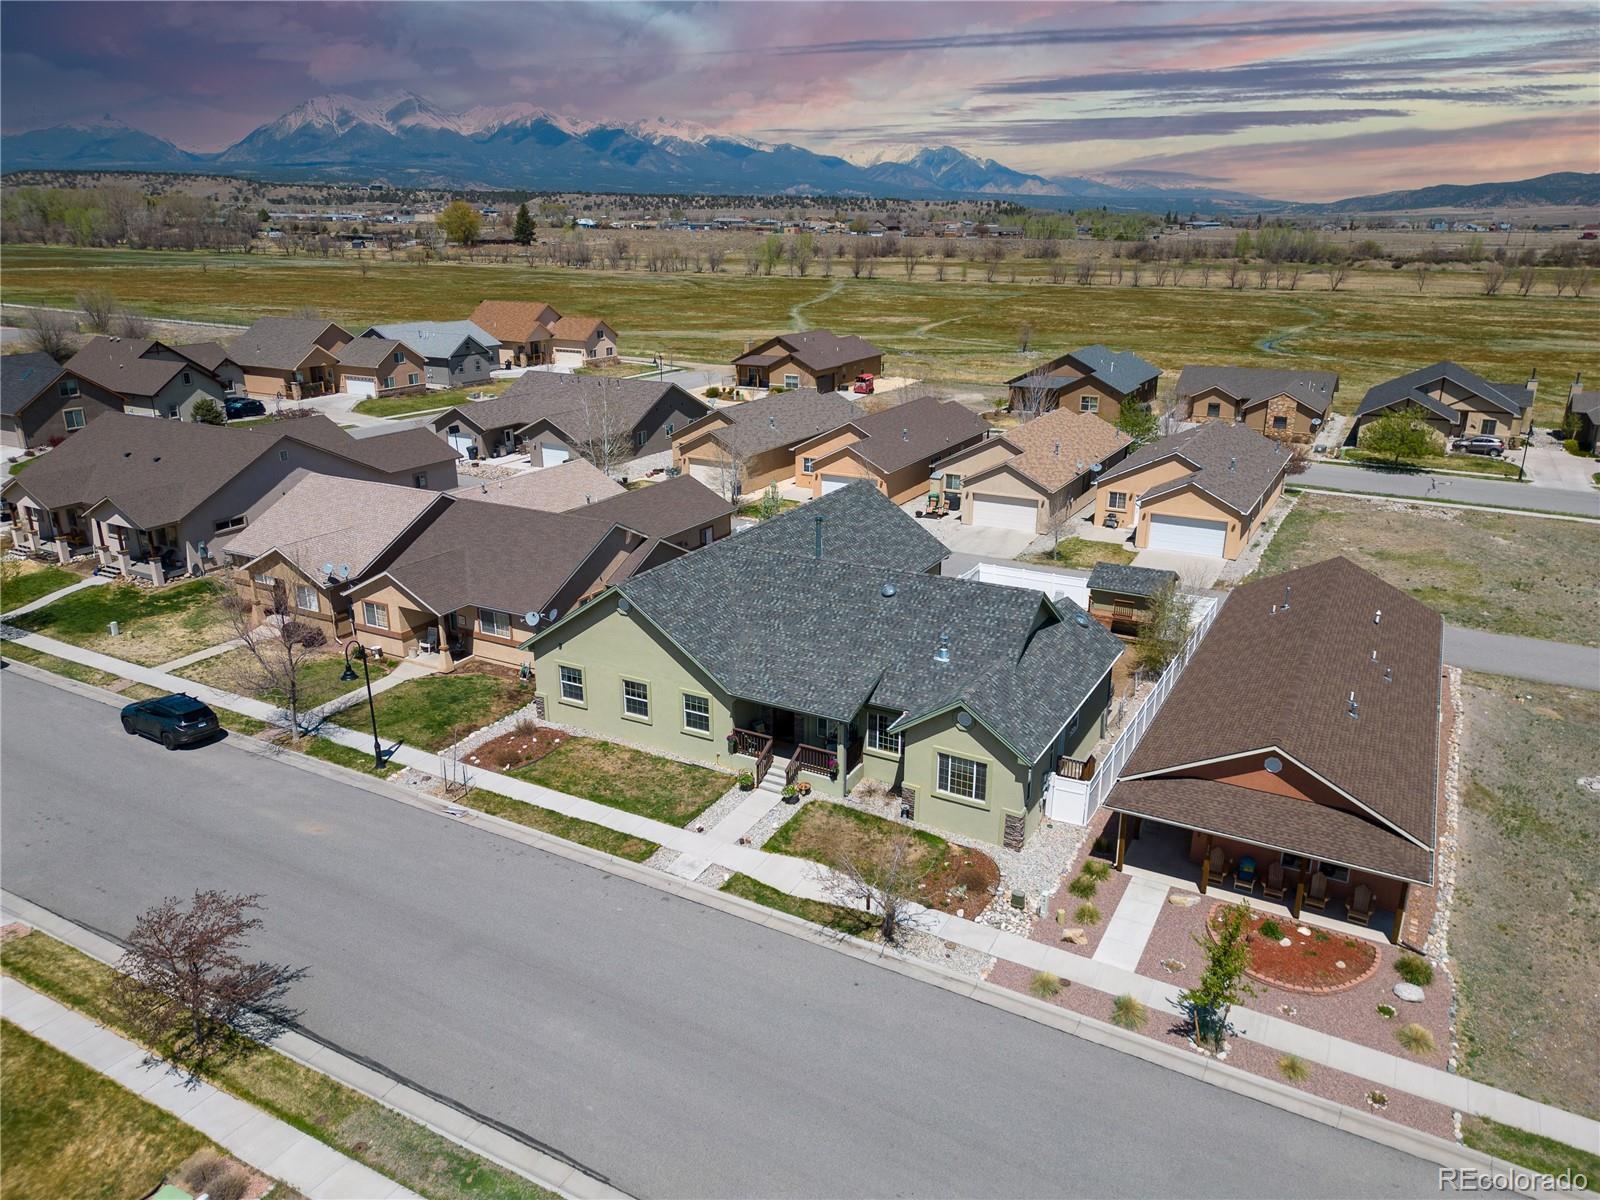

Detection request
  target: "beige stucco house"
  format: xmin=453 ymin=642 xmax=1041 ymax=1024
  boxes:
xmin=1006 ymin=345 xmax=1161 ymax=424
xmin=1349 ymin=362 xmax=1536 ymax=446
xmin=789 ymin=395 xmax=989 ymax=503
xmin=1176 ymin=366 xmax=1340 ymax=443
xmin=673 ymin=389 xmax=863 ymax=499
xmin=731 ymin=330 xmax=883 ymax=396
xmin=227 ymin=317 xmax=353 ymax=402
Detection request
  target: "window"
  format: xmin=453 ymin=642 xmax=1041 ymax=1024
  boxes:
xmin=867 ymin=711 xmax=902 ymax=754
xmin=944 ymin=474 xmax=962 ymax=492
xmin=63 ymin=408 xmax=86 ymax=431
xmin=384 ymin=376 xmax=395 ymax=390
xmin=1107 ymin=491 xmax=1128 ymax=511
xmin=59 ymin=377 xmax=80 ymax=398
xmin=559 ymin=665 xmax=585 ymax=703
xmin=251 ymin=571 xmax=274 ymax=586
xmin=1206 ymin=402 xmax=1222 ymax=418
xmin=479 ymin=608 xmax=511 ymax=638
xmin=393 ymin=350 xmax=405 ymax=364
xmin=212 ymin=515 xmax=246 ymax=533
xmin=413 ymin=472 xmax=428 ymax=489
xmin=802 ymin=456 xmax=816 ymax=473
xmin=279 ymin=450 xmax=290 ymax=462
xmin=361 ymin=601 xmax=389 ymax=630
xmin=783 ymin=373 xmax=800 ymax=388
xmin=448 ymin=423 xmax=461 ymax=435
xmin=623 ymin=679 xmax=650 ymax=720
xmin=1272 ymin=415 xmax=1289 ymax=431
xmin=699 ymin=526 xmax=713 ymax=547
xmin=683 ymin=693 xmax=711 ymax=733
xmin=1480 ymin=418 xmax=1498 ymax=435
xmin=1318 ymin=861 xmax=1351 ymax=884
xmin=665 ymin=422 xmax=675 ymax=437
xmin=409 ymin=373 xmax=420 ymax=386
xmin=938 ymin=752 xmax=987 ymax=802
xmin=182 ymin=372 xmax=192 ymax=386
xmin=294 ymin=584 xmax=318 ymax=612
xmin=586 ymin=347 xmax=596 ymax=358
xmin=1079 ymin=395 xmax=1099 ymax=414
xmin=635 ymin=428 xmax=648 ymax=448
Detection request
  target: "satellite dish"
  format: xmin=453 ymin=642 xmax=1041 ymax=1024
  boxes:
xmin=617 ymin=597 xmax=631 ymax=615
xmin=547 ymin=607 xmax=559 ymax=622
xmin=955 ymin=711 xmax=973 ymax=729
xmin=338 ymin=564 xmax=351 ymax=580
xmin=321 ymin=562 xmax=335 ymax=577
xmin=523 ymin=610 xmax=540 ymax=626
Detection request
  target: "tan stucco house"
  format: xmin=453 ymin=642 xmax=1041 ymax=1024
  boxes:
xmin=1007 ymin=345 xmax=1161 ymax=424
xmin=673 ymin=389 xmax=863 ymax=498
xmin=526 ymin=483 xmax=1123 ymax=850
xmin=1093 ymin=422 xmax=1290 ymax=559
xmin=1349 ymin=362 xmax=1536 ymax=446
xmin=547 ymin=316 xmax=619 ymax=366
xmin=470 ymin=300 xmax=558 ymax=367
xmin=1176 ymin=365 xmax=1340 ymax=443
xmin=934 ymin=407 xmax=1133 ymax=534
xmin=732 ymin=330 xmax=883 ymax=395
xmin=790 ymin=394 xmax=989 ymax=503
xmin=227 ymin=317 xmax=353 ymax=402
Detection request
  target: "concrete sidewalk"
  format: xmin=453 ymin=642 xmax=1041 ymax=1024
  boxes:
xmin=1 ymin=975 xmax=417 ymax=1199
xmin=3 ymin=573 xmax=111 ymax=618
xmin=9 ymin=629 xmax=1600 ymax=1156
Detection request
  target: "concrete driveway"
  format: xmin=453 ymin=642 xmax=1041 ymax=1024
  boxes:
xmin=1130 ymin=547 xmax=1225 ymax=586
xmin=899 ymin=499 xmax=1037 ymax=558
xmin=1520 ymin=439 xmax=1599 ymax=490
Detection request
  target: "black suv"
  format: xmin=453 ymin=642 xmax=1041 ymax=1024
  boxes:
xmin=121 ymin=693 xmax=221 ymax=749
xmin=225 ymin=397 xmax=267 ymax=420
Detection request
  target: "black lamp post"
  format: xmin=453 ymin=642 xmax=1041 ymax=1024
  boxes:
xmin=341 ymin=642 xmax=384 ymax=770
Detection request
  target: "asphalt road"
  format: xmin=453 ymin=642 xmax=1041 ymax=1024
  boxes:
xmin=1298 ymin=463 xmax=1600 ymax=516
xmin=1 ymin=673 xmax=1446 ymax=1199
xmin=1441 ymin=626 xmax=1600 ymax=690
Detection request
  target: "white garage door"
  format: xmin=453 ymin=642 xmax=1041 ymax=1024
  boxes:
xmin=540 ymin=444 xmax=571 ymax=468
xmin=819 ymin=474 xmax=853 ymax=495
xmin=553 ymin=347 xmax=585 ymax=365
xmin=447 ymin=434 xmax=476 ymax=458
xmin=1147 ymin=513 xmax=1229 ymax=557
xmin=970 ymin=494 xmax=1038 ymax=532
xmin=345 ymin=376 xmax=377 ymax=398
xmin=689 ymin=462 xmax=725 ymax=489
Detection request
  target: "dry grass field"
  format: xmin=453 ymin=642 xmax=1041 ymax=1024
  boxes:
xmin=3 ymin=245 xmax=1597 ymax=422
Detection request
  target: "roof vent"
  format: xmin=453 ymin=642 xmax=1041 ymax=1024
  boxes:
xmin=768 ymin=415 xmax=777 ymax=429
xmin=1347 ymin=690 xmax=1360 ymax=720
xmin=1054 ymin=441 xmax=1061 ymax=456
xmin=1229 ymin=456 xmax=1237 ymax=472
xmin=1370 ymin=648 xmax=1378 ymax=663
xmin=1383 ymin=666 xmax=1394 ymax=684
xmin=934 ymin=630 xmax=951 ymax=664
xmin=1374 ymin=609 xmax=1383 ymax=625
xmin=881 ymin=582 xmax=897 ymax=598
xmin=1280 ymin=584 xmax=1291 ymax=611
xmin=1074 ymin=613 xmax=1089 ymax=628
xmin=902 ymin=427 xmax=910 ymax=441
xmin=813 ymin=512 xmax=825 ymax=559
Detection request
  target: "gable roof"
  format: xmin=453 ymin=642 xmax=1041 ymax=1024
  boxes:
xmin=470 ymin=300 xmax=559 ymax=343
xmin=1098 ymin=421 xmax=1289 ymax=517
xmin=734 ymin=329 xmax=883 ymax=373
xmin=450 ymin=458 xmax=623 ymax=510
xmin=1176 ymin=366 xmax=1339 ymax=415
xmin=731 ymin=480 xmax=945 ymax=573
xmin=227 ymin=318 xmax=350 ymax=371
xmin=547 ymin=315 xmax=610 ymax=341
xmin=1007 ymin=345 xmax=1160 ymax=396
xmin=679 ymin=389 xmax=864 ymax=459
xmin=578 ymin=474 xmax=734 ymax=539
xmin=363 ymin=321 xmax=499 ymax=360
xmin=1087 ymin=562 xmax=1177 ymax=599
xmin=970 ymin=407 xmax=1132 ymax=494
xmin=222 ymin=472 xmax=448 ymax=577
xmin=1119 ymin=557 xmax=1441 ymax=857
xmin=438 ymin=373 xmax=706 ymax=439
xmin=1356 ymin=361 xmax=1528 ymax=420
xmin=335 ymin=337 xmax=418 ymax=370
xmin=171 ymin=341 xmax=235 ymax=374
xmin=1569 ymin=391 xmax=1600 ymax=421
xmin=1 ymin=352 xmax=64 ymax=417
xmin=62 ymin=337 xmax=213 ymax=399
xmin=811 ymin=395 xmax=988 ymax=475
xmin=2 ymin=412 xmax=450 ymax=528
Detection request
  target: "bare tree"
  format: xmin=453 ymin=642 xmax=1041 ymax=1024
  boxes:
xmin=1571 ymin=267 xmax=1592 ymax=299
xmin=1017 ymin=322 xmax=1033 ymax=353
xmin=1411 ymin=262 xmax=1430 ymax=292
xmin=1134 ymin=580 xmax=1195 ymax=675
xmin=1516 ymin=265 xmax=1537 ymax=296
xmin=1324 ymin=256 xmax=1352 ymax=292
xmin=219 ymin=588 xmax=328 ymax=733
xmin=711 ymin=439 xmax=746 ymax=502
xmin=116 ymin=309 xmax=154 ymax=338
xmin=1481 ymin=263 xmax=1507 ymax=296
xmin=902 ymin=242 xmax=919 ymax=280
xmin=77 ymin=289 xmax=118 ymax=333
xmin=574 ymin=388 xmax=637 ymax=477
xmin=1076 ymin=255 xmax=1098 ymax=285
xmin=113 ymin=890 xmax=303 ymax=1075
xmin=19 ymin=307 xmax=75 ymax=361
xmin=824 ymin=834 xmax=925 ymax=944
xmin=1224 ymin=261 xmax=1246 ymax=289
xmin=982 ymin=240 xmax=1006 ymax=282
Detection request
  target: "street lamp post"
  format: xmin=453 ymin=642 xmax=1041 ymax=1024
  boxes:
xmin=341 ymin=642 xmax=384 ymax=770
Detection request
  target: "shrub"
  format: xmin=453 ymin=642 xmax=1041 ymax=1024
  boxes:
xmin=208 ymin=1171 xmax=251 ymax=1200
xmin=1082 ymin=859 xmax=1111 ymax=881
xmin=736 ymin=772 xmax=754 ymax=789
xmin=704 ymin=386 xmax=721 ymax=398
xmin=1068 ymin=873 xmax=1098 ymax=899
xmin=1563 ymin=438 xmax=1583 ymax=456
xmin=181 ymin=1152 xmax=229 ymax=1192
xmin=1377 ymin=1003 xmax=1397 ymax=1019
xmin=1367 ymin=1090 xmax=1389 ymax=1109
xmin=1277 ymin=1054 xmax=1311 ymax=1082
xmin=1313 ymin=930 xmax=1331 ymax=942
xmin=1395 ymin=954 xmax=1434 ymax=987
xmin=1259 ymin=919 xmax=1285 ymax=940
xmin=1029 ymin=971 xmax=1063 ymax=999
xmin=1396 ymin=1023 xmax=1436 ymax=1055
xmin=1111 ymin=993 xmax=1147 ymax=1030
xmin=1075 ymin=901 xmax=1100 ymax=925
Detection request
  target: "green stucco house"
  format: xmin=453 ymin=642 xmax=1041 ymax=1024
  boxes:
xmin=526 ymin=483 xmax=1123 ymax=849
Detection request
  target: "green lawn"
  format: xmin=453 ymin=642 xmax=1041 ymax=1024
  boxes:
xmin=8 ymin=578 xmax=234 ymax=665
xmin=720 ymin=873 xmax=878 ymax=938
xmin=460 ymin=787 xmax=659 ymax=861
xmin=7 ymin=454 xmax=43 ymax=476
xmin=1020 ymin=537 xmax=1136 ymax=569
xmin=1250 ymin=492 xmax=1600 ymax=646
xmin=1460 ymin=1117 xmax=1599 ymax=1191
xmin=0 ymin=640 xmax=125 ymax=688
xmin=736 ymin=497 xmax=802 ymax=519
xmin=1 ymin=933 xmax=552 ymax=1200
xmin=765 ymin=800 xmax=948 ymax=875
xmin=328 ymin=671 xmax=531 ymax=751
xmin=1342 ymin=448 xmax=1525 ymax=479
xmin=1 ymin=564 xmax=81 ymax=613
xmin=352 ymin=377 xmax=513 ymax=418
xmin=1 ymin=1017 xmax=215 ymax=1200
xmin=511 ymin=738 xmax=731 ymax=825
xmin=175 ymin=648 xmax=398 ymax=711
xmin=4 ymin=245 xmax=1596 ymax=424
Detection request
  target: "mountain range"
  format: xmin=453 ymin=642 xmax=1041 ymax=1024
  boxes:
xmin=4 ymin=92 xmax=1596 ymax=213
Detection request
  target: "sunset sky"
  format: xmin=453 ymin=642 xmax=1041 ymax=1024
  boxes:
xmin=3 ymin=1 xmax=1596 ymax=199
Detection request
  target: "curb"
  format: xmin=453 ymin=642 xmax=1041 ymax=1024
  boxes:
xmin=1287 ymin=484 xmax=1599 ymax=522
xmin=0 ymin=659 xmax=1574 ymax=1181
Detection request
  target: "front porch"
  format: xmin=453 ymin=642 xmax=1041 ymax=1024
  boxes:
xmin=727 ymin=702 xmax=862 ymax=792
xmin=93 ymin=520 xmax=191 ymax=585
xmin=1109 ymin=816 xmax=1409 ymax=946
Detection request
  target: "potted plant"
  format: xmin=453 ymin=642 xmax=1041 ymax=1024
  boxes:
xmin=726 ymin=732 xmax=740 ymax=755
xmin=737 ymin=772 xmax=754 ymax=792
xmin=795 ymin=780 xmax=812 ymax=797
xmin=781 ymin=784 xmax=800 ymax=804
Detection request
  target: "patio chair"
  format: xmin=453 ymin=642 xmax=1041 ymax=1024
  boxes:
xmin=1232 ymin=855 xmax=1258 ymax=893
xmin=1347 ymin=883 xmax=1374 ymax=926
xmin=1206 ymin=845 xmax=1230 ymax=886
xmin=1261 ymin=861 xmax=1287 ymax=901
xmin=1303 ymin=871 xmax=1330 ymax=911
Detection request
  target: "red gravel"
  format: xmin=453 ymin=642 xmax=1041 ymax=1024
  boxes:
xmin=1207 ymin=903 xmax=1380 ymax=992
xmin=1028 ymin=868 xmax=1130 ymax=958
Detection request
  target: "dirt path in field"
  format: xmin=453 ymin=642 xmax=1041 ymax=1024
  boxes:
xmin=1254 ymin=299 xmax=1327 ymax=355
xmin=788 ymin=279 xmax=844 ymax=330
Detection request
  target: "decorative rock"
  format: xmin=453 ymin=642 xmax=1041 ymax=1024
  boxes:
xmin=1296 ymin=926 xmax=1312 ymax=936
xmin=1279 ymin=936 xmax=1293 ymax=947
xmin=1394 ymin=981 xmax=1426 ymax=1003
xmin=1335 ymin=960 xmax=1347 ymax=969
xmin=1060 ymin=928 xmax=1088 ymax=945
xmin=1168 ymin=893 xmax=1200 ymax=908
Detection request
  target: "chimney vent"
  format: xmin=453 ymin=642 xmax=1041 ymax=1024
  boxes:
xmin=934 ymin=631 xmax=951 ymax=664
xmin=1384 ymin=666 xmax=1393 ymax=684
xmin=902 ymin=427 xmax=910 ymax=441
xmin=1347 ymin=690 xmax=1360 ymax=719
xmin=1281 ymin=584 xmax=1291 ymax=611
xmin=1229 ymin=456 xmax=1237 ymax=472
xmin=813 ymin=513 xmax=824 ymax=559
xmin=1374 ymin=609 xmax=1383 ymax=625
xmin=1370 ymin=648 xmax=1378 ymax=663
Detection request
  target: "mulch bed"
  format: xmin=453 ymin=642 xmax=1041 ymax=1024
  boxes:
xmin=918 ymin=848 xmax=1000 ymax=920
xmin=460 ymin=725 xmax=570 ymax=773
xmin=1209 ymin=903 xmax=1380 ymax=993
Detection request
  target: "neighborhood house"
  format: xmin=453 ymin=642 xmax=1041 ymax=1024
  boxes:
xmin=361 ymin=322 xmax=500 ymax=390
xmin=672 ymin=389 xmax=865 ymax=498
xmin=227 ymin=317 xmax=353 ymax=401
xmin=1176 ymin=365 xmax=1340 ymax=443
xmin=1007 ymin=345 xmax=1161 ymax=422
xmin=732 ymin=330 xmax=884 ymax=395
xmin=333 ymin=338 xmax=428 ymax=399
xmin=790 ymin=394 xmax=990 ymax=503
xmin=1349 ymin=361 xmax=1537 ymax=445
xmin=469 ymin=300 xmax=559 ymax=367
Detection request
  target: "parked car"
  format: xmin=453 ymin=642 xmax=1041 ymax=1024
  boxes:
xmin=120 ymin=693 xmax=220 ymax=749
xmin=1452 ymin=435 xmax=1506 ymax=457
xmin=852 ymin=373 xmax=875 ymax=395
xmin=225 ymin=397 xmax=267 ymax=420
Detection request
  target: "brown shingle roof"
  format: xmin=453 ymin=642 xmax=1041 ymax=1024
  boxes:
xmin=451 ymin=458 xmax=623 ymax=510
xmin=682 ymin=389 xmax=864 ymax=459
xmin=436 ymin=374 xmax=703 ymax=440
xmin=741 ymin=330 xmax=883 ymax=373
xmin=1121 ymin=557 xmax=1441 ymax=856
xmin=1176 ymin=365 xmax=1339 ymax=416
xmin=1099 ymin=421 xmax=1288 ymax=516
xmin=988 ymin=407 xmax=1132 ymax=493
xmin=63 ymin=337 xmax=207 ymax=399
xmin=470 ymin=300 xmax=559 ymax=343
xmin=579 ymin=474 xmax=734 ymax=539
xmin=171 ymin=341 xmax=235 ymax=374
xmin=815 ymin=395 xmax=989 ymax=475
xmin=334 ymin=338 xmax=416 ymax=370
xmin=227 ymin=318 xmax=350 ymax=371
xmin=222 ymin=472 xmax=448 ymax=576
xmin=547 ymin=315 xmax=610 ymax=341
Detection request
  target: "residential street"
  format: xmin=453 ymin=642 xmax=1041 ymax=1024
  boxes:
xmin=1298 ymin=463 xmax=1599 ymax=516
xmin=0 ymin=673 xmax=1446 ymax=1200
xmin=1442 ymin=626 xmax=1600 ymax=690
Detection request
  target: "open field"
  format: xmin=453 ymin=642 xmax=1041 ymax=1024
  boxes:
xmin=1454 ymin=673 xmax=1600 ymax=1121
xmin=1250 ymin=493 xmax=1600 ymax=646
xmin=3 ymin=246 xmax=1596 ymax=423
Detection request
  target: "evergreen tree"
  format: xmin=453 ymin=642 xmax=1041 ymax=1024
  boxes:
xmin=513 ymin=202 xmax=535 ymax=245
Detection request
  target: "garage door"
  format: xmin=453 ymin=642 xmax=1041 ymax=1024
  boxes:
xmin=447 ymin=434 xmax=476 ymax=458
xmin=345 ymin=376 xmax=377 ymax=398
xmin=970 ymin=494 xmax=1038 ymax=532
xmin=553 ymin=348 xmax=584 ymax=365
xmin=689 ymin=462 xmax=725 ymax=490
xmin=540 ymin=444 xmax=570 ymax=468
xmin=1147 ymin=513 xmax=1228 ymax=556
xmin=819 ymin=474 xmax=853 ymax=495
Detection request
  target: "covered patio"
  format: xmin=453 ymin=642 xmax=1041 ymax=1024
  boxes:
xmin=727 ymin=700 xmax=862 ymax=792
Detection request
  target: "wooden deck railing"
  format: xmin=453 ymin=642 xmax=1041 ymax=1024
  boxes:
xmin=729 ymin=727 xmax=775 ymax=787
xmin=1056 ymin=754 xmax=1097 ymax=781
xmin=788 ymin=742 xmax=838 ymax=785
